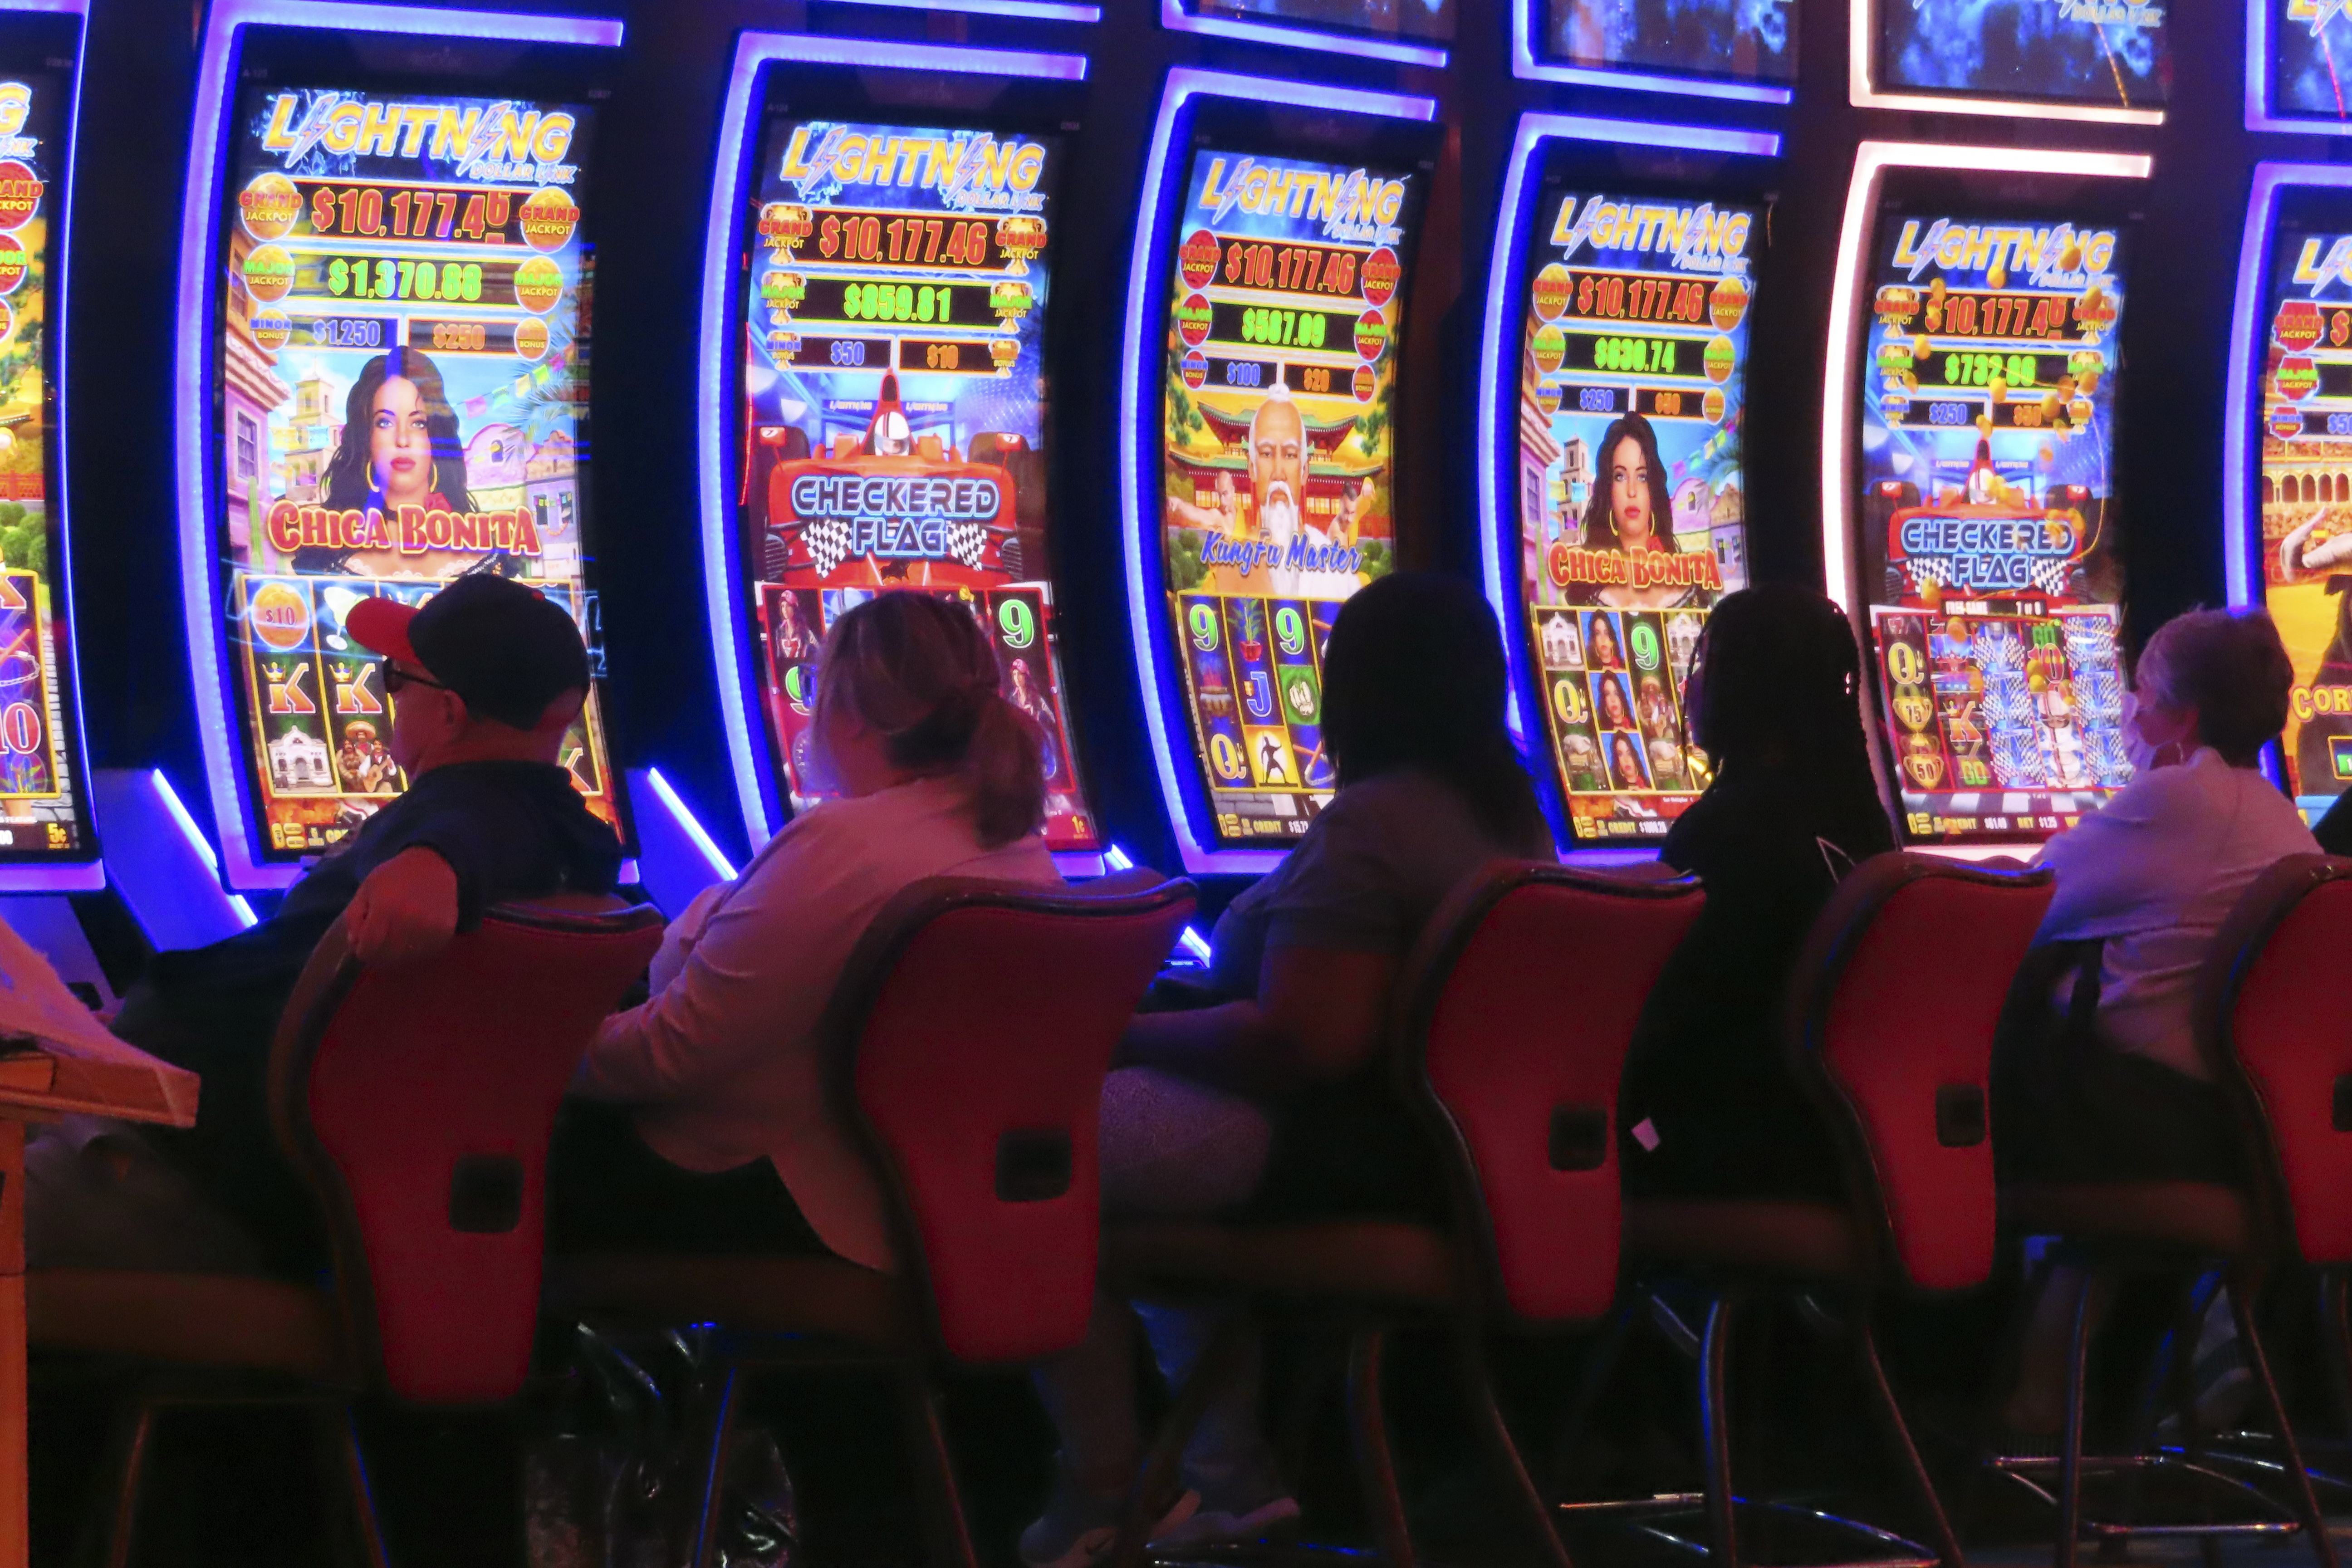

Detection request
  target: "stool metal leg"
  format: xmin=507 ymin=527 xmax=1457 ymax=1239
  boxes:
xmin=83 ymin=1395 xmax=157 ymax=1568
xmin=1854 ymin=1309 xmax=1963 ymax=1568
xmin=1347 ymin=1327 xmax=1415 ymax=1568
xmin=688 ymin=1363 xmax=744 ymax=1568
xmin=1699 ymin=1294 xmax=1738 ymax=1568
xmin=1453 ymin=1325 xmax=1573 ymax=1568
xmin=2230 ymin=1271 xmax=2337 ymax=1568
xmin=894 ymin=1367 xmax=981 ymax=1568
xmin=314 ymin=1402 xmax=392 ymax=1568
xmin=1108 ymin=1314 xmax=1246 ymax=1568
xmin=2056 ymin=1269 xmax=2097 ymax=1568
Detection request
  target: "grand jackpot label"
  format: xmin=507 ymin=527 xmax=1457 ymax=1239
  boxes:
xmin=1160 ymin=145 xmax=1421 ymax=848
xmin=1517 ymin=185 xmax=1758 ymax=844
xmin=219 ymin=86 xmax=617 ymax=859
xmin=2251 ymin=218 xmax=2352 ymax=810
xmin=0 ymin=69 xmax=90 ymax=860
xmin=1857 ymin=211 xmax=2133 ymax=846
xmin=742 ymin=118 xmax=1095 ymax=851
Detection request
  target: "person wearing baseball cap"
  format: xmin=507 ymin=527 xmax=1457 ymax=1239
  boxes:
xmin=61 ymin=574 xmax=625 ymax=1275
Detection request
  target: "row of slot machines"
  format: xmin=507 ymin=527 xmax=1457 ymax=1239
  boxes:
xmin=0 ymin=0 xmax=2337 ymax=993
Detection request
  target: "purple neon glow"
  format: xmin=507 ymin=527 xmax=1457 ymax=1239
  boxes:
xmin=1473 ymin=112 xmax=1779 ymax=857
xmin=695 ymin=34 xmax=1089 ymax=853
xmin=1159 ymin=0 xmax=1446 ymax=69
xmin=1508 ymin=0 xmax=1791 ymax=102
xmin=642 ymin=766 xmax=735 ymax=880
xmin=0 ymin=0 xmax=101 ymax=890
xmin=175 ymin=1 xmax=622 ymax=890
xmin=829 ymin=0 xmax=1102 ymax=20
xmin=1117 ymin=68 xmax=1434 ymax=878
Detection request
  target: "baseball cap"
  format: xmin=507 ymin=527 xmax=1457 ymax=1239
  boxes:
xmin=345 ymin=574 xmax=591 ymax=731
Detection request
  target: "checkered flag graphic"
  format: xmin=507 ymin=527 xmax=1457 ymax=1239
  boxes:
xmin=804 ymin=519 xmax=855 ymax=576
xmin=945 ymin=520 xmax=988 ymax=571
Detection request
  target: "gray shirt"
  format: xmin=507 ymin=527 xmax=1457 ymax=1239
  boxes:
xmin=1207 ymin=767 xmax=1555 ymax=997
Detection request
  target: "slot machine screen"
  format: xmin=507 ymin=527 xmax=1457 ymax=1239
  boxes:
xmin=2250 ymin=194 xmax=2352 ymax=812
xmin=2273 ymin=0 xmax=2352 ymax=122
xmin=1878 ymin=0 xmax=2168 ymax=109
xmin=1187 ymin=0 xmax=1454 ymax=44
xmin=1158 ymin=142 xmax=1424 ymax=849
xmin=1856 ymin=207 xmax=2133 ymax=846
xmin=1514 ymin=184 xmax=1759 ymax=846
xmin=1541 ymin=0 xmax=1793 ymax=87
xmin=0 ymin=60 xmax=93 ymax=864
xmin=740 ymin=117 xmax=1097 ymax=852
xmin=217 ymin=84 xmax=619 ymax=860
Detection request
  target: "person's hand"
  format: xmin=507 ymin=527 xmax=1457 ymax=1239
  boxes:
xmin=346 ymin=847 xmax=461 ymax=969
xmin=2284 ymin=512 xmax=2326 ymax=578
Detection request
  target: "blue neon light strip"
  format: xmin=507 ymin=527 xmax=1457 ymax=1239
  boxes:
xmin=151 ymin=770 xmax=257 ymax=927
xmin=1159 ymin=0 xmax=1447 ymax=68
xmin=1508 ymin=0 xmax=1791 ymax=102
xmin=0 ymin=0 xmax=100 ymax=890
xmin=643 ymin=767 xmax=736 ymax=880
xmin=697 ymin=34 xmax=1089 ymax=852
xmin=1472 ymin=113 xmax=1778 ymax=850
xmin=1119 ymin=69 xmax=1435 ymax=878
xmin=174 ymin=2 xmax=623 ymax=890
xmin=829 ymin=0 xmax=1102 ymax=19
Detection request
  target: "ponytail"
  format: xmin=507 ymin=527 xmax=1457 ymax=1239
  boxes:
xmin=813 ymin=593 xmax=1049 ymax=847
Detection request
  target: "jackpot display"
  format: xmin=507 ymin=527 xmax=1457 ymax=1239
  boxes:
xmin=1879 ymin=0 xmax=2168 ymax=109
xmin=218 ymin=86 xmax=617 ymax=859
xmin=1160 ymin=145 xmax=1421 ymax=847
xmin=2275 ymin=0 xmax=2352 ymax=121
xmin=741 ymin=118 xmax=1096 ymax=852
xmin=1543 ymin=0 xmax=1793 ymax=87
xmin=2252 ymin=211 xmax=2352 ymax=810
xmin=1194 ymin=0 xmax=1454 ymax=41
xmin=0 ymin=68 xmax=90 ymax=862
xmin=1857 ymin=210 xmax=2133 ymax=846
xmin=1515 ymin=186 xmax=1757 ymax=844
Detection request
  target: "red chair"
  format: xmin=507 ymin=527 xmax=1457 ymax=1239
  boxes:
xmin=2002 ymin=853 xmax=2352 ymax=1568
xmin=546 ymin=872 xmax=1196 ymax=1568
xmin=31 ymin=894 xmax=665 ymax=1566
xmin=1618 ymin=852 xmax=2054 ymax=1568
xmin=1104 ymin=860 xmax=1706 ymax=1568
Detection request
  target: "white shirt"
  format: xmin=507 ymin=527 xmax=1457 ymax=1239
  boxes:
xmin=575 ymin=775 xmax=1063 ymax=1271
xmin=2034 ymin=747 xmax=2318 ymax=1080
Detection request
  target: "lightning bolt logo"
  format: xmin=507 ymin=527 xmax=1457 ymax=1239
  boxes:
xmin=1211 ymin=157 xmax=1259 ymax=224
xmin=939 ymin=134 xmax=995 ymax=204
xmin=790 ymin=126 xmax=850 ymax=195
xmin=450 ymin=101 xmax=519 ymax=180
xmin=2310 ymin=0 xmax=2345 ymax=34
xmin=1901 ymin=218 xmax=1950 ymax=282
xmin=277 ymin=92 xmax=349 ymax=169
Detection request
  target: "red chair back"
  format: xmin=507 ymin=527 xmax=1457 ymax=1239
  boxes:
xmin=2202 ymin=854 xmax=2352 ymax=1265
xmin=270 ymin=896 xmax=665 ymax=1404
xmin=1787 ymin=853 xmax=2054 ymax=1294
xmin=828 ymin=875 xmax=1196 ymax=1368
xmin=1402 ymin=860 xmax=1705 ymax=1328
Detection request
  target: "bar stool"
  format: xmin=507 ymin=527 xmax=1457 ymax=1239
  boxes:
xmin=545 ymin=872 xmax=1196 ymax=1568
xmin=32 ymin=895 xmax=665 ymax=1568
xmin=1103 ymin=859 xmax=1707 ymax=1568
xmin=2000 ymin=852 xmax=2352 ymax=1568
xmin=1616 ymin=852 xmax=2055 ymax=1568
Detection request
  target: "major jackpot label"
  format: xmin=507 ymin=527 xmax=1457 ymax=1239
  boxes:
xmin=1857 ymin=212 xmax=2133 ymax=845
xmin=1161 ymin=145 xmax=1421 ymax=848
xmin=1517 ymin=186 xmax=1757 ymax=843
xmin=741 ymin=119 xmax=1095 ymax=851
xmin=0 ymin=70 xmax=88 ymax=858
xmin=2252 ymin=220 xmax=2352 ymax=810
xmin=218 ymin=86 xmax=617 ymax=859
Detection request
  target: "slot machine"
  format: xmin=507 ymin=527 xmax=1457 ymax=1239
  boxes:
xmin=0 ymin=0 xmax=120 ymax=1000
xmin=1825 ymin=143 xmax=2151 ymax=853
xmin=1477 ymin=116 xmax=1779 ymax=854
xmin=2227 ymin=165 xmax=2352 ymax=825
xmin=1122 ymin=74 xmax=1441 ymax=874
xmin=168 ymin=0 xmax=637 ymax=903
xmin=696 ymin=33 xmax=1107 ymax=875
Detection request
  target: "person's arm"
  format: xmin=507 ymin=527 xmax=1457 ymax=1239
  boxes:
xmin=2030 ymin=774 xmax=2179 ymax=941
xmin=573 ymin=820 xmax=844 ymax=1104
xmin=1119 ymin=945 xmax=1391 ymax=1097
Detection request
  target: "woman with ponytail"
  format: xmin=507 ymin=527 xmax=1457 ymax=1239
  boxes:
xmin=1023 ymin=573 xmax=1556 ymax=1568
xmin=559 ymin=592 xmax=1059 ymax=1267
xmin=1616 ymin=583 xmax=1896 ymax=1200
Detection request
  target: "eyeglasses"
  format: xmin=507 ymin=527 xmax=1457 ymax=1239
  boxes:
xmin=381 ymin=664 xmax=449 ymax=696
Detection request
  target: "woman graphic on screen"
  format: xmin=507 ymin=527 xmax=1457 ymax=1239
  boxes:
xmin=299 ymin=348 xmax=497 ymax=579
xmin=1595 ymin=671 xmax=1635 ymax=732
xmin=1609 ymin=730 xmax=1651 ymax=791
xmin=1571 ymin=412 xmax=1696 ymax=612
